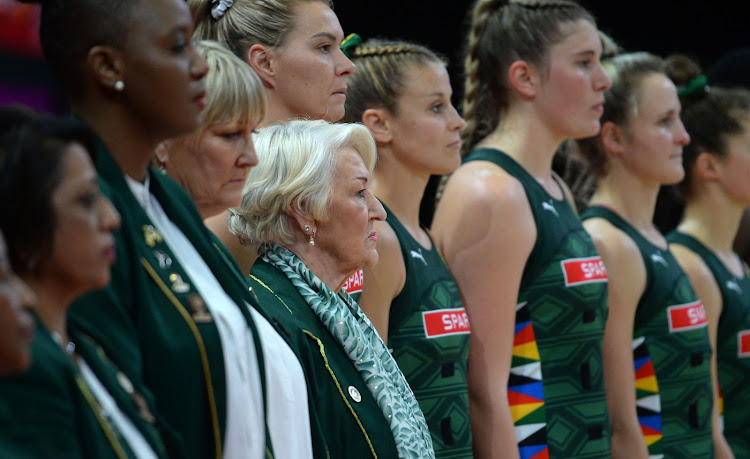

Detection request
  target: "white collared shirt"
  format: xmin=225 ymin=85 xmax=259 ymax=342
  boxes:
xmin=126 ymin=174 xmax=312 ymax=459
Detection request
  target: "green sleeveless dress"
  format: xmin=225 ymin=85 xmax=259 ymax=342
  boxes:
xmin=668 ymin=231 xmax=750 ymax=457
xmin=466 ymin=148 xmax=611 ymax=458
xmin=381 ymin=202 xmax=472 ymax=458
xmin=581 ymin=206 xmax=714 ymax=458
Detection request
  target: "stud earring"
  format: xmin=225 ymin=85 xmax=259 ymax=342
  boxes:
xmin=304 ymin=225 xmax=310 ymax=232
xmin=114 ymin=80 xmax=125 ymax=91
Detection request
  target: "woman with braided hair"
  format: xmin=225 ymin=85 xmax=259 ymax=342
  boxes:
xmin=431 ymin=0 xmax=612 ymax=457
xmin=343 ymin=38 xmax=472 ymax=457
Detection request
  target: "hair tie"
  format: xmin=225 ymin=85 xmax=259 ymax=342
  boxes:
xmin=677 ymin=75 xmax=709 ymax=98
xmin=341 ymin=33 xmax=362 ymax=58
xmin=211 ymin=0 xmax=234 ymax=19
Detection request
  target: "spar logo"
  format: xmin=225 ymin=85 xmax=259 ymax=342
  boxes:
xmin=561 ymin=256 xmax=608 ymax=287
xmin=667 ymin=300 xmax=708 ymax=332
xmin=423 ymin=308 xmax=471 ymax=339
xmin=738 ymin=330 xmax=750 ymax=358
xmin=343 ymin=269 xmax=363 ymax=294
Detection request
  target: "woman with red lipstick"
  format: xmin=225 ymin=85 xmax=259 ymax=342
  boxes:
xmin=342 ymin=38 xmax=472 ymax=457
xmin=0 ymin=114 xmax=175 ymax=458
xmin=189 ymin=0 xmax=357 ymax=277
xmin=155 ymin=39 xmax=314 ymax=459
xmin=230 ymin=119 xmax=435 ymax=458
xmin=22 ymin=0 xmax=284 ymax=457
xmin=576 ymin=52 xmax=714 ymax=458
xmin=431 ymin=1 xmax=613 ymax=457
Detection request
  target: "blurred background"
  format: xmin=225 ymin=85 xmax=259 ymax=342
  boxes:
xmin=1 ymin=0 xmax=747 ymax=224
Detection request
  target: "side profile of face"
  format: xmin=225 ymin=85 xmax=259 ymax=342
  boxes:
xmin=619 ymin=72 xmax=690 ymax=185
xmin=119 ymin=0 xmax=208 ymax=140
xmin=0 ymin=231 xmax=36 ymax=377
xmin=536 ymin=19 xmax=612 ymax=140
xmin=313 ymin=147 xmax=386 ymax=280
xmin=43 ymin=143 xmax=121 ymax=296
xmin=162 ymin=119 xmax=259 ymax=219
xmin=386 ymin=61 xmax=465 ymax=176
xmin=269 ymin=1 xmax=355 ymax=122
xmin=716 ymin=116 xmax=750 ymax=205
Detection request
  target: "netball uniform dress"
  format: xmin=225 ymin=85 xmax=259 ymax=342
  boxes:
xmin=668 ymin=231 xmax=750 ymax=457
xmin=581 ymin=206 xmax=714 ymax=458
xmin=466 ymin=148 xmax=611 ymax=458
xmin=380 ymin=202 xmax=472 ymax=458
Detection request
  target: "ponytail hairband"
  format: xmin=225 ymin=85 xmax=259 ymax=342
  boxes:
xmin=341 ymin=33 xmax=362 ymax=59
xmin=211 ymin=0 xmax=234 ymax=19
xmin=677 ymin=75 xmax=709 ymax=98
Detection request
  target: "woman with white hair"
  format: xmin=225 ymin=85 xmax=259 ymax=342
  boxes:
xmin=229 ymin=119 xmax=435 ymax=458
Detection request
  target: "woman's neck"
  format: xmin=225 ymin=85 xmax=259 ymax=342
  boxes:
xmin=205 ymin=210 xmax=258 ymax=277
xmin=286 ymin=242 xmax=348 ymax=292
xmin=476 ymin=105 xmax=565 ymax=192
xmin=590 ymin=169 xmax=661 ymax=231
xmin=371 ymin=147 xmax=430 ymax=234
xmin=678 ymin=185 xmax=745 ymax=255
xmin=74 ymin=103 xmax=160 ymax=182
xmin=25 ymin=275 xmax=73 ymax=345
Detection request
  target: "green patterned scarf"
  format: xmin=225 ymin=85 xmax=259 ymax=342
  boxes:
xmin=260 ymin=243 xmax=435 ymax=458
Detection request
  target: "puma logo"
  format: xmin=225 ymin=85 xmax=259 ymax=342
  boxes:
xmin=650 ymin=252 xmax=668 ymax=267
xmin=542 ymin=200 xmax=559 ymax=217
xmin=410 ymin=248 xmax=427 ymax=266
xmin=726 ymin=280 xmax=743 ymax=294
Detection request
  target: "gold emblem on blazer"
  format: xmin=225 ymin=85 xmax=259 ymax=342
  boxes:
xmin=187 ymin=294 xmax=212 ymax=323
xmin=153 ymin=250 xmax=172 ymax=269
xmin=132 ymin=392 xmax=156 ymax=424
xmin=142 ymin=225 xmax=163 ymax=248
xmin=169 ymin=273 xmax=190 ymax=293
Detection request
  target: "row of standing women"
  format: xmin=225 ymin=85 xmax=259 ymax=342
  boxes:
xmin=0 ymin=0 xmax=748 ymax=458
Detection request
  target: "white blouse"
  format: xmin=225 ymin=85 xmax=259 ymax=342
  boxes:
xmin=126 ymin=174 xmax=312 ymax=459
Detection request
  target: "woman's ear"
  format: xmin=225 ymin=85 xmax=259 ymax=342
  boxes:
xmin=288 ymin=199 xmax=315 ymax=235
xmin=88 ymin=45 xmax=124 ymax=92
xmin=361 ymin=108 xmax=393 ymax=144
xmin=600 ymin=121 xmax=625 ymax=157
xmin=154 ymin=142 xmax=171 ymax=169
xmin=247 ymin=44 xmax=275 ymax=88
xmin=694 ymin=151 xmax=721 ymax=181
xmin=508 ymin=59 xmax=538 ymax=99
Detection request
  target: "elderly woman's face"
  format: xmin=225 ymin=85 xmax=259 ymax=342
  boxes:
xmin=164 ymin=119 xmax=259 ymax=219
xmin=314 ymin=147 xmax=385 ymax=276
xmin=0 ymin=232 xmax=35 ymax=376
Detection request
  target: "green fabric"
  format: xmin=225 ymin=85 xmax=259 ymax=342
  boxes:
xmin=69 ymin=140 xmax=271 ymax=459
xmin=582 ymin=206 xmax=713 ymax=458
xmin=249 ymin=258 xmax=401 ymax=458
xmin=668 ymin=231 xmax=750 ymax=457
xmin=0 ymin=318 xmax=168 ymax=458
xmin=465 ymin=148 xmax=611 ymax=458
xmin=259 ymin=243 xmax=434 ymax=458
xmin=381 ymin=202 xmax=473 ymax=458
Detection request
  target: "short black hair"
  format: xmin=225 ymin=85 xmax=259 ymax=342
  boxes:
xmin=0 ymin=106 xmax=97 ymax=274
xmin=19 ymin=0 xmax=139 ymax=99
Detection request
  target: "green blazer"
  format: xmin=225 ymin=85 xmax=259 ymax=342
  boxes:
xmin=248 ymin=259 xmax=399 ymax=459
xmin=69 ymin=141 xmax=271 ymax=459
xmin=0 ymin=318 xmax=168 ymax=458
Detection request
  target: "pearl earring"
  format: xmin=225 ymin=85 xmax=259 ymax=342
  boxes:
xmin=114 ymin=80 xmax=125 ymax=91
xmin=309 ymin=229 xmax=316 ymax=247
